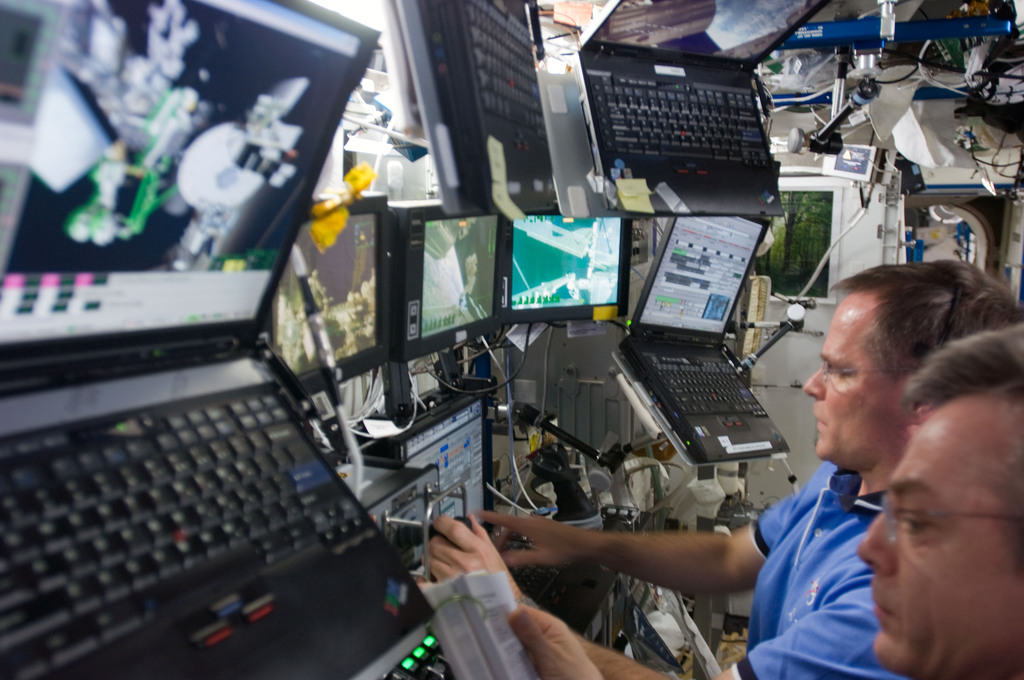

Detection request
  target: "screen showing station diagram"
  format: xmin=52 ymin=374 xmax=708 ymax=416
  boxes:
xmin=270 ymin=213 xmax=380 ymax=378
xmin=403 ymin=399 xmax=486 ymax=517
xmin=509 ymin=215 xmax=623 ymax=313
xmin=638 ymin=216 xmax=762 ymax=335
xmin=0 ymin=0 xmax=368 ymax=346
xmin=420 ymin=214 xmax=498 ymax=339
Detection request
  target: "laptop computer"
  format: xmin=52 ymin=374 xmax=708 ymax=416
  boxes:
xmin=614 ymin=215 xmax=789 ymax=465
xmin=563 ymin=0 xmax=832 ymax=217
xmin=0 ymin=1 xmax=432 ymax=678
xmin=386 ymin=0 xmax=557 ymax=218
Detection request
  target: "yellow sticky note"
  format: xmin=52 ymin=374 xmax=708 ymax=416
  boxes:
xmin=487 ymin=135 xmax=526 ymax=220
xmin=616 ymin=178 xmax=654 ymax=213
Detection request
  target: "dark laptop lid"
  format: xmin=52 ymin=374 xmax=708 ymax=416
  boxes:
xmin=628 ymin=216 xmax=766 ymax=346
xmin=0 ymin=0 xmax=378 ymax=387
xmin=581 ymin=0 xmax=833 ymax=68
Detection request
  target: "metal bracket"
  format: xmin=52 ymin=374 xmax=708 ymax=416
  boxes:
xmin=421 ymin=481 xmax=468 ymax=579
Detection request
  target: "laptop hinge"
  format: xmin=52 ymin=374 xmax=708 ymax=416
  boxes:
xmin=593 ymin=42 xmax=750 ymax=72
xmin=0 ymin=335 xmax=244 ymax=397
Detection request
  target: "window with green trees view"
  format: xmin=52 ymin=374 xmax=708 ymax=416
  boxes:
xmin=756 ymin=190 xmax=834 ymax=298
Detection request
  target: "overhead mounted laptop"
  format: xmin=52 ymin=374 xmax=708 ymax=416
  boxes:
xmin=387 ymin=0 xmax=556 ymax=219
xmin=565 ymin=0 xmax=832 ymax=217
xmin=0 ymin=1 xmax=431 ymax=677
xmin=614 ymin=215 xmax=789 ymax=465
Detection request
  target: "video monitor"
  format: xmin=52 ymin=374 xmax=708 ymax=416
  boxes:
xmin=269 ymin=193 xmax=391 ymax=385
xmin=394 ymin=396 xmax=490 ymax=517
xmin=0 ymin=0 xmax=378 ymax=371
xmin=389 ymin=200 xmax=502 ymax=362
xmin=498 ymin=213 xmax=631 ymax=323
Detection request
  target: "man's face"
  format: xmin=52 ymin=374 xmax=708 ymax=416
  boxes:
xmin=858 ymin=395 xmax=1024 ymax=680
xmin=802 ymin=292 xmax=914 ymax=488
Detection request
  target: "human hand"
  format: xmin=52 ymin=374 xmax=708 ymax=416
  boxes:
xmin=428 ymin=515 xmax=521 ymax=596
xmin=508 ymin=606 xmax=601 ymax=680
xmin=478 ymin=510 xmax=585 ymax=569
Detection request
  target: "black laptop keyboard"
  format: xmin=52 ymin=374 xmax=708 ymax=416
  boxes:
xmin=649 ymin=355 xmax=766 ymax=416
xmin=589 ymin=75 xmax=769 ymax=167
xmin=510 ymin=564 xmax=559 ymax=602
xmin=464 ymin=0 xmax=546 ymax=134
xmin=0 ymin=389 xmax=363 ymax=679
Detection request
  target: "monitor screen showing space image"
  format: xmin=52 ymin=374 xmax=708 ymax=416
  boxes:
xmin=588 ymin=0 xmax=826 ymax=62
xmin=505 ymin=214 xmax=627 ymax=322
xmin=0 ymin=0 xmax=373 ymax=349
xmin=270 ymin=195 xmax=388 ymax=379
xmin=420 ymin=214 xmax=498 ymax=338
xmin=390 ymin=201 xmax=502 ymax=361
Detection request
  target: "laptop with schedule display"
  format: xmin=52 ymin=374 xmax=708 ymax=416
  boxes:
xmin=0 ymin=1 xmax=431 ymax=678
xmin=556 ymin=0 xmax=831 ymax=216
xmin=614 ymin=215 xmax=789 ymax=465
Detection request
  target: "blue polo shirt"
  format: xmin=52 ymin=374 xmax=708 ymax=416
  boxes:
xmin=735 ymin=462 xmax=906 ymax=680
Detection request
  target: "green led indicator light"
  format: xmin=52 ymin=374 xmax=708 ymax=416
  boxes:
xmin=401 ymin=658 xmax=415 ymax=670
xmin=424 ymin=635 xmax=436 ymax=646
xmin=413 ymin=647 xmax=426 ymax=658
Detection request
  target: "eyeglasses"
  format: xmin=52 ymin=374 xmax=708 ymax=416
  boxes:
xmin=913 ymin=284 xmax=963 ymax=358
xmin=881 ymin=493 xmax=1024 ymax=544
xmin=817 ymin=360 xmax=909 ymax=393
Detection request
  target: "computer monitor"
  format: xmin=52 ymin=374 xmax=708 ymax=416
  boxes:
xmin=497 ymin=213 xmax=631 ymax=324
xmin=0 ymin=0 xmax=376 ymax=376
xmin=389 ymin=200 xmax=502 ymax=362
xmin=269 ymin=193 xmax=392 ymax=386
xmin=389 ymin=396 xmax=490 ymax=517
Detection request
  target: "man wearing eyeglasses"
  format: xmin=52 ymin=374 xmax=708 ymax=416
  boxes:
xmin=857 ymin=325 xmax=1024 ymax=680
xmin=431 ymin=260 xmax=1021 ymax=680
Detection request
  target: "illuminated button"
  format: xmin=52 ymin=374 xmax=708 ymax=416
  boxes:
xmin=188 ymin=620 xmax=234 ymax=648
xmin=244 ymin=602 xmax=274 ymax=623
xmin=241 ymin=593 xmax=276 ymax=623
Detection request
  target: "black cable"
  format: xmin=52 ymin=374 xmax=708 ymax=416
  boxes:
xmin=973 ymin=156 xmax=1020 ymax=169
xmin=1012 ymin=149 xmax=1024 ymax=195
xmin=875 ymin=64 xmax=919 ymax=84
xmin=423 ymin=324 xmax=539 ymax=396
xmin=969 ymin=130 xmax=1024 ymax=181
xmin=607 ymin=319 xmax=629 ymax=333
xmin=881 ymin=47 xmax=966 ymax=75
xmin=974 ymin=69 xmax=1024 ymax=81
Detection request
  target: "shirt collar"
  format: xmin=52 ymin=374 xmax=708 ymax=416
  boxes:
xmin=830 ymin=468 xmax=884 ymax=515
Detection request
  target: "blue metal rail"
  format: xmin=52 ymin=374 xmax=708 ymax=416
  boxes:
xmin=780 ymin=16 xmax=1012 ymax=51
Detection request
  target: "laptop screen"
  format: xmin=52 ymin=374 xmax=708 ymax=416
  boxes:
xmin=637 ymin=216 xmax=763 ymax=336
xmin=587 ymin=0 xmax=828 ymax=62
xmin=0 ymin=0 xmax=375 ymax=350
